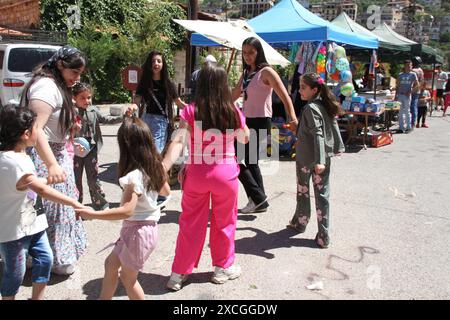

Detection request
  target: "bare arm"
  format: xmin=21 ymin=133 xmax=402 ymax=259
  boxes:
xmin=175 ymin=97 xmax=187 ymax=109
xmin=29 ymin=99 xmax=66 ymax=184
xmin=76 ymin=184 xmax=138 ymax=220
xmin=262 ymin=68 xmax=298 ymax=129
xmin=236 ymin=124 xmax=250 ymax=144
xmin=232 ymin=74 xmax=244 ymax=102
xmin=159 ymin=181 xmax=171 ymax=197
xmin=18 ymin=174 xmax=82 ymax=208
xmin=162 ymin=120 xmax=189 ymax=171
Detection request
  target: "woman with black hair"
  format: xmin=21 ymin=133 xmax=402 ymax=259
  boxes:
xmin=20 ymin=45 xmax=87 ymax=275
xmin=232 ymin=37 xmax=298 ymax=214
xmin=134 ymin=51 xmax=186 ymax=154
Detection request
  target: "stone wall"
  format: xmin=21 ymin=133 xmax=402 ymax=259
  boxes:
xmin=0 ymin=0 xmax=40 ymax=29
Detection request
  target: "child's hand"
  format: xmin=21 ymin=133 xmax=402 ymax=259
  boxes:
xmin=75 ymin=144 xmax=86 ymax=153
xmin=125 ymin=104 xmax=138 ymax=117
xmin=74 ymin=207 xmax=96 ymax=220
xmin=314 ymin=164 xmax=326 ymax=175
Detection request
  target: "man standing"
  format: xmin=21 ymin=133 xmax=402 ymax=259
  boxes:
xmin=188 ymin=54 xmax=217 ymax=102
xmin=395 ymin=60 xmax=418 ymax=134
xmin=410 ymin=56 xmax=424 ymax=129
xmin=435 ymin=65 xmax=448 ymax=110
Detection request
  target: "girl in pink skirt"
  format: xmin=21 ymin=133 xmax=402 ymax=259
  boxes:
xmin=76 ymin=117 xmax=170 ymax=300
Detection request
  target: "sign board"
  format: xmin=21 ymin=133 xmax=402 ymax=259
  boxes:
xmin=122 ymin=65 xmax=142 ymax=91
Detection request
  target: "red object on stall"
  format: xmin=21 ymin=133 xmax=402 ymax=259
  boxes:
xmin=371 ymin=131 xmax=393 ymax=148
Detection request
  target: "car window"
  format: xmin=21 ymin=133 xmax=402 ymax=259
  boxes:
xmin=7 ymin=48 xmax=56 ymax=72
xmin=0 ymin=50 xmax=4 ymax=69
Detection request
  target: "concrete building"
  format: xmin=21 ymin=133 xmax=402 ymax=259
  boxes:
xmin=240 ymin=0 xmax=274 ymax=18
xmin=310 ymin=1 xmax=358 ymax=21
xmin=358 ymin=5 xmax=403 ymax=31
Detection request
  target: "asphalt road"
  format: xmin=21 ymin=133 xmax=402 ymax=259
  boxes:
xmin=11 ymin=111 xmax=450 ymax=300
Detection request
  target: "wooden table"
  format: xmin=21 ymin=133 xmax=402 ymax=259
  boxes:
xmin=344 ymin=108 xmax=385 ymax=149
xmin=383 ymin=107 xmax=400 ymax=131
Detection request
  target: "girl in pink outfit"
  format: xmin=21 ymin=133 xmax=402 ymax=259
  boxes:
xmin=162 ymin=64 xmax=250 ymax=291
xmin=76 ymin=117 xmax=170 ymax=300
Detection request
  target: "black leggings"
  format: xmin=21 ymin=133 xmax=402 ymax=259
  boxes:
xmin=236 ymin=117 xmax=271 ymax=205
xmin=417 ymin=106 xmax=427 ymax=125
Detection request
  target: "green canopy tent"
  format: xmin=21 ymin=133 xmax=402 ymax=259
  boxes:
xmin=331 ymin=13 xmax=443 ymax=64
xmin=371 ymin=22 xmax=443 ymax=64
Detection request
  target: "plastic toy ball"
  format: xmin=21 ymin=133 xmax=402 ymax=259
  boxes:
xmin=334 ymin=46 xmax=346 ymax=59
xmin=331 ymin=72 xmax=340 ymax=81
xmin=340 ymin=82 xmax=354 ymax=96
xmin=320 ymin=73 xmax=326 ymax=79
xmin=340 ymin=70 xmax=352 ymax=83
xmin=336 ymin=58 xmax=350 ymax=71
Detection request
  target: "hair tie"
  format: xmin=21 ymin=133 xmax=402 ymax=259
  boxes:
xmin=317 ymin=77 xmax=325 ymax=85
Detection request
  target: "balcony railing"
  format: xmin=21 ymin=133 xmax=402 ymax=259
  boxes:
xmin=0 ymin=25 xmax=67 ymax=45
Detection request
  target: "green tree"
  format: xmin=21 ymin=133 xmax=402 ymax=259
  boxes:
xmin=64 ymin=1 xmax=187 ymax=103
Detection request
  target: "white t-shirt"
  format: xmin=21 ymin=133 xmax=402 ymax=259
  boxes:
xmin=0 ymin=151 xmax=48 ymax=243
xmin=118 ymin=169 xmax=162 ymax=222
xmin=28 ymin=77 xmax=67 ymax=143
xmin=436 ymin=71 xmax=448 ymax=90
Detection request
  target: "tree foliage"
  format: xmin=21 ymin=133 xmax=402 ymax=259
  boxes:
xmin=42 ymin=0 xmax=187 ymax=103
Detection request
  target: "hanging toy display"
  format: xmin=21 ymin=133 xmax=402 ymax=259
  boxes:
xmin=336 ymin=57 xmax=350 ymax=71
xmin=340 ymin=82 xmax=354 ymax=97
xmin=316 ymin=43 xmax=327 ymax=81
xmin=340 ymin=70 xmax=352 ymax=83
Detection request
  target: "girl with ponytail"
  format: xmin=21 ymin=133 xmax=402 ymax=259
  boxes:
xmin=287 ymin=73 xmax=344 ymax=248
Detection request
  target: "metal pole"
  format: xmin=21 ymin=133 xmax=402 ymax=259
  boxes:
xmin=373 ymin=50 xmax=377 ymax=101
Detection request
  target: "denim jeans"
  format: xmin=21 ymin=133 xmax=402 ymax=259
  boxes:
xmin=141 ymin=113 xmax=169 ymax=154
xmin=0 ymin=231 xmax=53 ymax=297
xmin=398 ymin=94 xmax=412 ymax=131
xmin=410 ymin=93 xmax=419 ymax=128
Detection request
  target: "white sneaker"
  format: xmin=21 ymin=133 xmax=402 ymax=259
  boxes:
xmin=166 ymin=272 xmax=188 ymax=291
xmin=211 ymin=264 xmax=241 ymax=284
xmin=52 ymin=264 xmax=75 ymax=275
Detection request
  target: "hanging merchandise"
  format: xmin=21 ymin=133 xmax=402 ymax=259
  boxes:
xmin=340 ymin=70 xmax=352 ymax=83
xmin=289 ymin=43 xmax=300 ymax=63
xmin=340 ymin=82 xmax=354 ymax=97
xmin=369 ymin=50 xmax=377 ymax=76
xmin=336 ymin=57 xmax=350 ymax=71
xmin=334 ymin=45 xmax=346 ymax=59
xmin=316 ymin=42 xmax=327 ymax=81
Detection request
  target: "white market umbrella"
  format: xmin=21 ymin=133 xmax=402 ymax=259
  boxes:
xmin=173 ymin=19 xmax=290 ymax=67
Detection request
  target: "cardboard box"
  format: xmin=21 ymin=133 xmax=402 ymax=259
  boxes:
xmin=351 ymin=96 xmax=366 ymax=104
xmin=351 ymin=102 xmax=365 ymax=112
xmin=342 ymin=100 xmax=352 ymax=110
xmin=365 ymin=102 xmax=381 ymax=113
xmin=371 ymin=131 xmax=393 ymax=148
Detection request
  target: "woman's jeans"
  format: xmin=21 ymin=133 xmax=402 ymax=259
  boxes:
xmin=0 ymin=231 xmax=53 ymax=297
xmin=142 ymin=113 xmax=169 ymax=154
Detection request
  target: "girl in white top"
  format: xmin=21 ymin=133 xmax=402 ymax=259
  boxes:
xmin=0 ymin=106 xmax=83 ymax=300
xmin=75 ymin=116 xmax=170 ymax=300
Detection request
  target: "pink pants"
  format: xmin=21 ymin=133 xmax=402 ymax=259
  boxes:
xmin=172 ymin=162 xmax=240 ymax=274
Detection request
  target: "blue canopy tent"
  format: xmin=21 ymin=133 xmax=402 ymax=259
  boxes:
xmin=191 ymin=0 xmax=378 ymax=49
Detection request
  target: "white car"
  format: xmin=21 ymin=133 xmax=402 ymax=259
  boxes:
xmin=0 ymin=43 xmax=60 ymax=107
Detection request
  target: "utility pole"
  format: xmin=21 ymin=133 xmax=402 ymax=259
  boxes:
xmin=185 ymin=0 xmax=198 ymax=89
